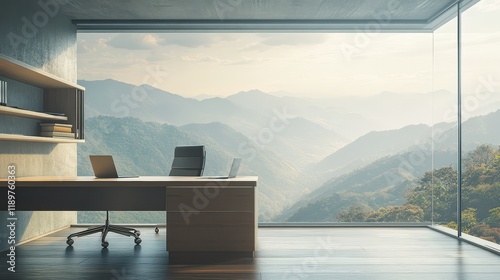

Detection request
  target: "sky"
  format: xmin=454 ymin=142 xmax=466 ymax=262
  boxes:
xmin=77 ymin=0 xmax=500 ymax=99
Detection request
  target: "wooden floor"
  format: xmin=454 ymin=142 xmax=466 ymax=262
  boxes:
xmin=1 ymin=227 xmax=499 ymax=279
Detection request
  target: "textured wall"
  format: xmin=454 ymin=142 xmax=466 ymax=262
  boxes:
xmin=0 ymin=0 xmax=78 ymax=250
xmin=0 ymin=0 xmax=77 ymax=81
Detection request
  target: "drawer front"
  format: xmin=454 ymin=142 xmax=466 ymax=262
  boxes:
xmin=167 ymin=211 xmax=256 ymax=251
xmin=167 ymin=187 xmax=255 ymax=212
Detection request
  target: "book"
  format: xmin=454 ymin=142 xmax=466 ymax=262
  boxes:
xmin=40 ymin=123 xmax=72 ymax=128
xmin=40 ymin=126 xmax=72 ymax=133
xmin=40 ymin=131 xmax=75 ymax=138
xmin=40 ymin=123 xmax=73 ymax=133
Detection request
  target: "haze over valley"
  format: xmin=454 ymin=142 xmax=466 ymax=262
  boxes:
xmin=78 ymin=79 xmax=500 ymax=223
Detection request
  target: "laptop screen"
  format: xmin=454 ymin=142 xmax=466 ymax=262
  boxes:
xmin=89 ymin=155 xmax=119 ymax=178
xmin=228 ymin=158 xmax=242 ymax=178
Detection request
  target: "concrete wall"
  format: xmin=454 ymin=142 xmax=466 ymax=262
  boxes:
xmin=0 ymin=0 xmax=78 ymax=250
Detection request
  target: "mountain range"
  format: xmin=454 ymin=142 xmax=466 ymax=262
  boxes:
xmin=78 ymin=79 xmax=500 ymax=223
xmin=80 ymin=79 xmax=349 ymax=167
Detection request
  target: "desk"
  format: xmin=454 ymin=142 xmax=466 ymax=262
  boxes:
xmin=0 ymin=176 xmax=258 ymax=262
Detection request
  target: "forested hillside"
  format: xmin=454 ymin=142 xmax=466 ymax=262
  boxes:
xmin=295 ymin=145 xmax=500 ymax=244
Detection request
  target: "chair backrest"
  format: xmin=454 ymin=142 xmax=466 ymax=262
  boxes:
xmin=169 ymin=145 xmax=206 ymax=176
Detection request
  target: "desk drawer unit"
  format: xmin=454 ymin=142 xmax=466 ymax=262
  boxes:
xmin=166 ymin=186 xmax=257 ymax=260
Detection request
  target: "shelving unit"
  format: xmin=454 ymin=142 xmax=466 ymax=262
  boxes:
xmin=0 ymin=54 xmax=84 ymax=143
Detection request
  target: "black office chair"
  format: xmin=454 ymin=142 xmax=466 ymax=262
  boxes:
xmin=154 ymin=145 xmax=206 ymax=234
xmin=66 ymin=211 xmax=141 ymax=248
xmin=169 ymin=145 xmax=206 ymax=176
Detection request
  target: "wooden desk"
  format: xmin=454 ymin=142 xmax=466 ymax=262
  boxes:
xmin=0 ymin=176 xmax=258 ymax=262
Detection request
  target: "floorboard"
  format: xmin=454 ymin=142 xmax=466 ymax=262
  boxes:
xmin=1 ymin=227 xmax=499 ymax=279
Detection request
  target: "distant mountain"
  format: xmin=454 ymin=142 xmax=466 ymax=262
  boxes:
xmin=435 ymin=109 xmax=500 ymax=151
xmin=192 ymin=93 xmax=221 ymax=100
xmin=309 ymin=90 xmax=452 ymax=132
xmin=79 ymin=79 xmax=245 ymax=125
xmin=265 ymin=117 xmax=349 ymax=166
xmin=81 ymin=79 xmax=349 ymax=168
xmin=314 ymin=124 xmax=437 ymax=179
xmin=226 ymin=89 xmax=377 ymax=139
xmin=81 ymin=79 xmax=500 ymax=141
xmin=181 ymin=118 xmax=349 ymax=168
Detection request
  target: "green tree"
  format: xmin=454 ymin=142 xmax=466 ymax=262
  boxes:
xmin=484 ymin=207 xmax=500 ymax=227
xmin=337 ymin=203 xmax=373 ymax=222
xmin=366 ymin=204 xmax=424 ymax=222
xmin=463 ymin=183 xmax=500 ymax=221
xmin=461 ymin=208 xmax=478 ymax=233
xmin=469 ymin=224 xmax=500 ymax=243
xmin=406 ymin=166 xmax=457 ymax=223
xmin=463 ymin=144 xmax=496 ymax=172
xmin=445 ymin=221 xmax=458 ymax=230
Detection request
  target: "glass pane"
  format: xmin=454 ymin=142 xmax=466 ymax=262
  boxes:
xmin=429 ymin=5 xmax=459 ymax=231
xmin=77 ymin=30 xmax=442 ymax=224
xmin=460 ymin=0 xmax=500 ymax=245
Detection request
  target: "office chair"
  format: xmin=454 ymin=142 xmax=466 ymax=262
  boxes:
xmin=155 ymin=145 xmax=206 ymax=234
xmin=169 ymin=145 xmax=206 ymax=176
xmin=66 ymin=211 xmax=141 ymax=248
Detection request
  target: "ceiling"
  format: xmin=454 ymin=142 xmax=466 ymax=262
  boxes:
xmin=61 ymin=0 xmax=480 ymax=32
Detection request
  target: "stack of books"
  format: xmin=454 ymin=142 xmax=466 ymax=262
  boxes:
xmin=40 ymin=123 xmax=75 ymax=139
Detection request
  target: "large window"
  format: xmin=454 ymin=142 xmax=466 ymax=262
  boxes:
xmin=77 ymin=32 xmax=437 ymax=225
xmin=459 ymin=0 xmax=500 ymax=245
xmin=75 ymin=2 xmax=500 ymax=246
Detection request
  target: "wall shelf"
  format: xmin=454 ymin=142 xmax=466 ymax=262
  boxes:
xmin=0 ymin=106 xmax=68 ymax=121
xmin=0 ymin=54 xmax=84 ymax=90
xmin=0 ymin=54 xmax=85 ymax=143
xmin=0 ymin=133 xmax=85 ymax=143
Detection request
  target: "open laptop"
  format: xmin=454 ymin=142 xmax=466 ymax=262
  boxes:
xmin=203 ymin=158 xmax=242 ymax=179
xmin=89 ymin=155 xmax=138 ymax=178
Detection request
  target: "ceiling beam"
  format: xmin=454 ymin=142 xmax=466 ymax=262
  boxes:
xmin=74 ymin=19 xmax=436 ymax=33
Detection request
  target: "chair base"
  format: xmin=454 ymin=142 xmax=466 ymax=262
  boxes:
xmin=66 ymin=212 xmax=141 ymax=248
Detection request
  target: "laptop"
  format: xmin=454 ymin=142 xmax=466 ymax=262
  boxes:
xmin=203 ymin=158 xmax=242 ymax=179
xmin=89 ymin=155 xmax=138 ymax=178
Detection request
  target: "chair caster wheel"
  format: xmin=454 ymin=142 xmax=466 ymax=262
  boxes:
xmin=102 ymin=241 xmax=109 ymax=248
xmin=135 ymin=237 xmax=142 ymax=245
xmin=135 ymin=230 xmax=141 ymax=237
xmin=155 ymin=227 xmax=159 ymax=234
xmin=66 ymin=238 xmax=74 ymax=246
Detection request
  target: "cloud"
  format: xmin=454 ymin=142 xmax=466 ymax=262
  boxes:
xmin=157 ymin=34 xmax=216 ymax=48
xmin=181 ymin=55 xmax=265 ymax=65
xmin=181 ymin=55 xmax=227 ymax=63
xmin=108 ymin=34 xmax=159 ymax=50
xmin=77 ymin=38 xmax=97 ymax=54
xmin=77 ymin=34 xmax=113 ymax=53
xmin=229 ymin=57 xmax=265 ymax=65
xmin=146 ymin=50 xmax=175 ymax=62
